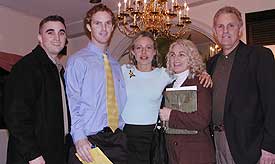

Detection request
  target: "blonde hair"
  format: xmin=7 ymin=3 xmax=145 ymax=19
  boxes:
xmin=167 ymin=39 xmax=205 ymax=77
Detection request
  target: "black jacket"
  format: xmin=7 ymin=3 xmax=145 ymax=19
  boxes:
xmin=4 ymin=45 xmax=70 ymax=164
xmin=0 ymin=68 xmax=9 ymax=128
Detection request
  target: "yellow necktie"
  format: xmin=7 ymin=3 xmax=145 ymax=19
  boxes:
xmin=103 ymin=54 xmax=119 ymax=132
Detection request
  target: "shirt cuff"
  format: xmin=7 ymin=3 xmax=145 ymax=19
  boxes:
xmin=71 ymin=129 xmax=87 ymax=143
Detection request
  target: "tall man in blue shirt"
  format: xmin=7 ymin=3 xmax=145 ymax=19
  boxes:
xmin=65 ymin=4 xmax=127 ymax=164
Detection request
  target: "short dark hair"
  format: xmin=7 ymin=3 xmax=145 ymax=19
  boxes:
xmin=39 ymin=15 xmax=66 ymax=34
xmin=84 ymin=4 xmax=115 ymax=38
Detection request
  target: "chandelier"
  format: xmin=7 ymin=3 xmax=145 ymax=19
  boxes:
xmin=209 ymin=44 xmax=221 ymax=57
xmin=116 ymin=0 xmax=191 ymax=39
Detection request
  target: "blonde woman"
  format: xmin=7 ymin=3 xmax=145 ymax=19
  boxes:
xmin=160 ymin=39 xmax=215 ymax=164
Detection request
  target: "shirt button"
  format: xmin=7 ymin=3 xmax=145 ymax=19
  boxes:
xmin=174 ymin=142 xmax=178 ymax=146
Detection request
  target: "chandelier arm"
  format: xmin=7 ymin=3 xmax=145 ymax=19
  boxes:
xmin=117 ymin=22 xmax=141 ymax=38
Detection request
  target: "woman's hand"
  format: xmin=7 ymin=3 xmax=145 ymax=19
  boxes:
xmin=160 ymin=107 xmax=172 ymax=121
xmin=198 ymin=71 xmax=213 ymax=88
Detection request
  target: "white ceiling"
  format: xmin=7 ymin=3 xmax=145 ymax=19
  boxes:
xmin=0 ymin=0 xmax=117 ymax=26
xmin=0 ymin=0 xmax=217 ymax=38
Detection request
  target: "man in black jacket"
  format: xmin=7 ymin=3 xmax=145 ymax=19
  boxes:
xmin=208 ymin=6 xmax=275 ymax=164
xmin=4 ymin=15 xmax=70 ymax=164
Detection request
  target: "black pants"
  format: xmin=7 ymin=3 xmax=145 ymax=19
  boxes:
xmin=68 ymin=127 xmax=128 ymax=164
xmin=123 ymin=124 xmax=155 ymax=164
xmin=65 ymin=134 xmax=73 ymax=163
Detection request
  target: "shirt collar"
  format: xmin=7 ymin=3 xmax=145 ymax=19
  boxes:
xmin=87 ymin=42 xmax=111 ymax=58
xmin=221 ymin=43 xmax=239 ymax=60
xmin=173 ymin=70 xmax=189 ymax=88
xmin=46 ymin=52 xmax=57 ymax=65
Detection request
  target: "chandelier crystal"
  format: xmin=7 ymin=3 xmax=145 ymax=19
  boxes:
xmin=117 ymin=0 xmax=191 ymax=39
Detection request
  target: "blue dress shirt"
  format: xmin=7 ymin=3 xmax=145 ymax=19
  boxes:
xmin=65 ymin=42 xmax=127 ymax=143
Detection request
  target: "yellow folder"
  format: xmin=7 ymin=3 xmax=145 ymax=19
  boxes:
xmin=75 ymin=147 xmax=113 ymax=164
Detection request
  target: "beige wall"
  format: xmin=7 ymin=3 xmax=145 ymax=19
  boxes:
xmin=67 ymin=28 xmax=130 ymax=60
xmin=190 ymin=0 xmax=275 ymax=43
xmin=0 ymin=130 xmax=8 ymax=164
xmin=0 ymin=5 xmax=41 ymax=56
xmin=67 ymin=35 xmax=88 ymax=56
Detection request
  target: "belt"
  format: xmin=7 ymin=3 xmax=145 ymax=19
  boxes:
xmin=213 ymin=124 xmax=225 ymax=132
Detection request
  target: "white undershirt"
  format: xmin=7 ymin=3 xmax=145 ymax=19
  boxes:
xmin=173 ymin=70 xmax=190 ymax=88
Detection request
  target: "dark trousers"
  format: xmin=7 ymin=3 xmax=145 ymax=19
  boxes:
xmin=68 ymin=127 xmax=128 ymax=164
xmin=214 ymin=131 xmax=235 ymax=164
xmin=123 ymin=124 xmax=155 ymax=164
xmin=65 ymin=134 xmax=73 ymax=163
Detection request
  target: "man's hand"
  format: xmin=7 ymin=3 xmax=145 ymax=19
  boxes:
xmin=259 ymin=149 xmax=275 ymax=164
xmin=160 ymin=107 xmax=172 ymax=121
xmin=75 ymin=138 xmax=93 ymax=163
xmin=29 ymin=156 xmax=45 ymax=164
xmin=198 ymin=71 xmax=213 ymax=88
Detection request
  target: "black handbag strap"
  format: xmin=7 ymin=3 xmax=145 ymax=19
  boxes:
xmin=155 ymin=115 xmax=167 ymax=130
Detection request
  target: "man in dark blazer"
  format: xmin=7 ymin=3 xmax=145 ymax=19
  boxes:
xmin=4 ymin=15 xmax=71 ymax=164
xmin=207 ymin=6 xmax=275 ymax=164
